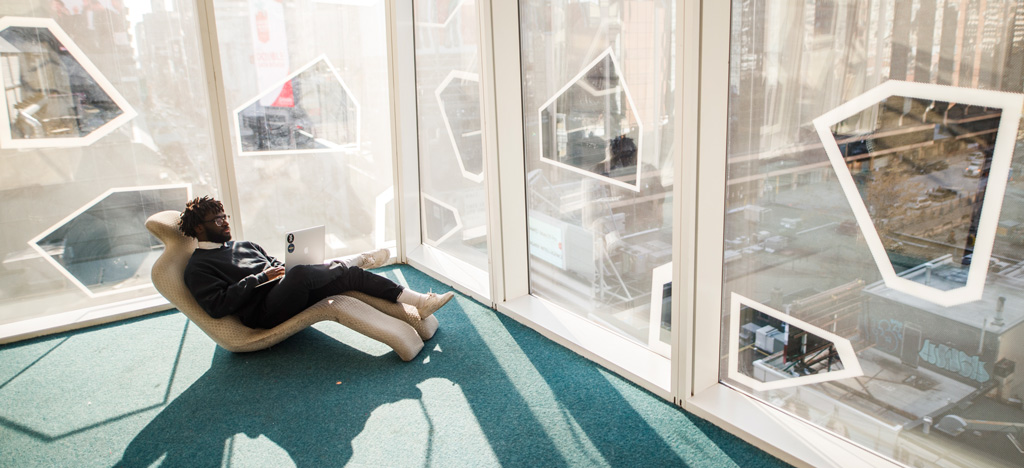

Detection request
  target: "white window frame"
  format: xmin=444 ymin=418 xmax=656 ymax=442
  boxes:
xmin=482 ymin=0 xmax=676 ymax=400
xmin=682 ymin=2 xmax=904 ymax=467
xmin=387 ymin=0 xmax=494 ymax=305
xmin=0 ymin=2 xmax=953 ymax=465
xmin=0 ymin=3 xmax=227 ymax=343
xmin=401 ymin=1 xmax=910 ymax=466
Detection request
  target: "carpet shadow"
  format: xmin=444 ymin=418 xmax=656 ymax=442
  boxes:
xmin=499 ymin=312 xmax=791 ymax=467
xmin=114 ymin=328 xmax=423 ymax=467
xmin=114 ymin=316 xmax=569 ymax=467
xmin=113 ymin=277 xmax=787 ymax=467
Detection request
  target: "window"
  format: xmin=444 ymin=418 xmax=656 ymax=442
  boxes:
xmin=30 ymin=185 xmax=191 ymax=298
xmin=722 ymin=2 xmax=1024 ymax=465
xmin=0 ymin=2 xmax=220 ymax=328
xmin=0 ymin=17 xmax=136 ymax=149
xmin=412 ymin=0 xmax=490 ymax=279
xmin=212 ymin=0 xmax=395 ymax=259
xmin=234 ymin=57 xmax=360 ymax=156
xmin=520 ymin=0 xmax=676 ymax=353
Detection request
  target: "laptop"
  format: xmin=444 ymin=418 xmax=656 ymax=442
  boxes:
xmin=284 ymin=225 xmax=326 ymax=274
xmin=256 ymin=225 xmax=325 ymax=287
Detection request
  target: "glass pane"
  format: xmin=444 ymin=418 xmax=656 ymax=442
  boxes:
xmin=35 ymin=187 xmax=189 ymax=295
xmin=236 ymin=59 xmax=359 ymax=154
xmin=723 ymin=1 xmax=1024 ymax=466
xmin=0 ymin=4 xmax=220 ymax=327
xmin=520 ymin=0 xmax=676 ymax=354
xmin=0 ymin=26 xmax=125 ymax=143
xmin=412 ymin=0 xmax=489 ymax=274
xmin=213 ymin=0 xmax=394 ymax=259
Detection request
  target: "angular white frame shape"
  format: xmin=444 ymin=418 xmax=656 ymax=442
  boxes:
xmin=727 ymin=293 xmax=863 ymax=392
xmin=813 ymin=81 xmax=1023 ymax=307
xmin=647 ymin=262 xmax=672 ymax=357
xmin=537 ymin=47 xmax=644 ymax=192
xmin=0 ymin=17 xmax=137 ymax=149
xmin=421 ymin=193 xmax=463 ymax=246
xmin=27 ymin=184 xmax=192 ymax=298
xmin=435 ymin=70 xmax=484 ymax=183
xmin=232 ymin=55 xmax=361 ymax=157
xmin=375 ymin=188 xmax=396 ymax=250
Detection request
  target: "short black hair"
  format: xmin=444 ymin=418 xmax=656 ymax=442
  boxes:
xmin=179 ymin=196 xmax=224 ymax=238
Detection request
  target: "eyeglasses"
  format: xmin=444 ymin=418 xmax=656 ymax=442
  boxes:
xmin=203 ymin=214 xmax=230 ymax=227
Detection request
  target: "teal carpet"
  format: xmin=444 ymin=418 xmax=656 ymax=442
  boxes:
xmin=0 ymin=265 xmax=789 ymax=467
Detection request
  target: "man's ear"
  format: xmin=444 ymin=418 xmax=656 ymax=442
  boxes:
xmin=193 ymin=223 xmax=207 ymax=240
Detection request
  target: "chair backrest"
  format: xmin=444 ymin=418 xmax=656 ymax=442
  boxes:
xmin=145 ymin=210 xmax=432 ymax=360
xmin=145 ymin=210 xmax=197 ymax=306
xmin=145 ymin=210 xmax=257 ymax=348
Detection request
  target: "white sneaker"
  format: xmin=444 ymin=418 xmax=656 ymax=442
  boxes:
xmin=416 ymin=291 xmax=454 ymax=319
xmin=358 ymin=248 xmax=391 ymax=269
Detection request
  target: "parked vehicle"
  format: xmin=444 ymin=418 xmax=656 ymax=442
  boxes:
xmin=964 ymin=164 xmax=982 ymax=177
xmin=928 ymin=186 xmax=958 ymax=201
xmin=916 ymin=160 xmax=949 ymax=174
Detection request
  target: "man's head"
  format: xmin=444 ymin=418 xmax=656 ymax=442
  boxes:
xmin=179 ymin=196 xmax=231 ymax=243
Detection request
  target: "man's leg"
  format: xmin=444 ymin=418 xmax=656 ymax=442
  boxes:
xmin=308 ymin=263 xmax=405 ymax=303
xmin=256 ymin=263 xmax=453 ymax=328
xmin=254 ymin=264 xmax=403 ymax=328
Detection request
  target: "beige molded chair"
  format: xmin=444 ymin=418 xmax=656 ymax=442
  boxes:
xmin=145 ymin=210 xmax=438 ymax=361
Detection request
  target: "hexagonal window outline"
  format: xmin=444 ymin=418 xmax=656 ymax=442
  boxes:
xmin=232 ymin=55 xmax=361 ymax=157
xmin=537 ymin=47 xmax=644 ymax=192
xmin=415 ymin=0 xmax=470 ymax=28
xmin=436 ymin=70 xmax=484 ymax=183
xmin=813 ymin=81 xmax=1023 ymax=307
xmin=375 ymin=187 xmax=397 ymax=250
xmin=421 ymin=193 xmax=463 ymax=246
xmin=0 ymin=17 xmax=137 ymax=149
xmin=727 ymin=293 xmax=864 ymax=392
xmin=26 ymin=184 xmax=192 ymax=298
xmin=647 ymin=262 xmax=672 ymax=357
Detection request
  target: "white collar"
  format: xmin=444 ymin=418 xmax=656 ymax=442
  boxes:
xmin=197 ymin=241 xmax=224 ymax=250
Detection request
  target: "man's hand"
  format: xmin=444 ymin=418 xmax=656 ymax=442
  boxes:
xmin=265 ymin=266 xmax=286 ymax=281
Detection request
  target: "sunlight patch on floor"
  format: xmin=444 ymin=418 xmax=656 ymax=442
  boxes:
xmin=348 ymin=378 xmax=500 ymax=467
xmin=462 ymin=309 xmax=608 ymax=467
xmin=224 ymin=434 xmax=294 ymax=468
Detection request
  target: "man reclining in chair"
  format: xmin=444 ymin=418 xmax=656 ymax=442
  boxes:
xmin=179 ymin=196 xmax=453 ymax=329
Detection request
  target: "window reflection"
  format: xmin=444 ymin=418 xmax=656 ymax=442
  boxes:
xmin=437 ymin=71 xmax=483 ymax=181
xmin=522 ymin=0 xmax=675 ymax=352
xmin=734 ymin=302 xmax=854 ymax=388
xmin=0 ymin=23 xmax=127 ymax=144
xmin=32 ymin=186 xmax=189 ymax=297
xmin=540 ymin=50 xmax=642 ymax=190
xmin=581 ymin=136 xmax=667 ymax=301
xmin=830 ymin=98 xmax=1002 ymax=289
xmin=236 ymin=58 xmax=358 ymax=154
xmin=214 ymin=2 xmax=393 ymax=259
xmin=412 ymin=0 xmax=490 ymax=279
xmin=0 ymin=4 xmax=218 ymax=328
xmin=724 ymin=1 xmax=1024 ymax=465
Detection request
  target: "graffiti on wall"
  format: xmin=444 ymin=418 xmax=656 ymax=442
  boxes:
xmin=872 ymin=318 xmax=904 ymax=354
xmin=918 ymin=339 xmax=990 ymax=383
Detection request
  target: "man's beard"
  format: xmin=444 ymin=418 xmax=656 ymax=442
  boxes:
xmin=207 ymin=229 xmax=231 ymax=243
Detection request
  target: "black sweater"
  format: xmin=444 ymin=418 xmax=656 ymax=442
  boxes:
xmin=184 ymin=241 xmax=283 ymax=324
